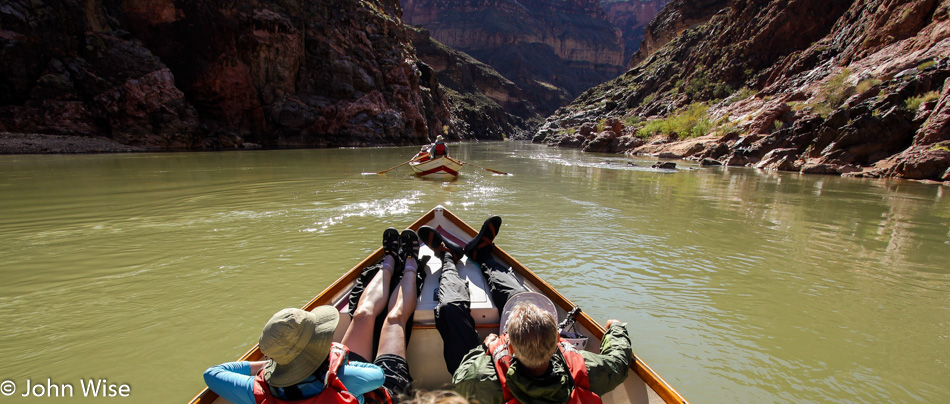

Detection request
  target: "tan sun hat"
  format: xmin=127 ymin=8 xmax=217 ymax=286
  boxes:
xmin=499 ymin=291 xmax=558 ymax=334
xmin=259 ymin=306 xmax=340 ymax=387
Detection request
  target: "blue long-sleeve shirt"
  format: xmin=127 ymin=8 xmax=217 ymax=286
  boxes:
xmin=204 ymin=361 xmax=385 ymax=404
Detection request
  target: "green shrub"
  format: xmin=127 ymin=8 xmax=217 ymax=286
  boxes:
xmin=811 ymin=103 xmax=833 ymax=118
xmin=918 ymin=60 xmax=937 ymax=71
xmin=623 ymin=115 xmax=642 ymax=127
xmin=819 ymin=69 xmax=854 ymax=109
xmin=558 ymin=127 xmax=577 ymax=136
xmin=856 ymin=78 xmax=882 ymax=94
xmin=808 ymin=69 xmax=855 ymax=117
xmin=715 ymin=118 xmax=739 ymax=136
xmin=905 ymin=91 xmax=941 ymax=111
xmin=737 ymin=87 xmax=757 ymax=99
xmin=641 ymin=93 xmax=657 ymax=105
xmin=685 ymin=76 xmax=707 ymax=98
xmin=637 ymin=103 xmax=711 ymax=139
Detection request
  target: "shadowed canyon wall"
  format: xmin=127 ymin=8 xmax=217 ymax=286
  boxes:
xmin=601 ymin=0 xmax=671 ymax=65
xmin=0 ymin=0 xmax=453 ymax=149
xmin=402 ymin=0 xmax=627 ymax=115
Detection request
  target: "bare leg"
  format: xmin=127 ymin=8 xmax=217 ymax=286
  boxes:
xmin=342 ymin=254 xmax=395 ymax=360
xmin=377 ymin=257 xmax=418 ymax=358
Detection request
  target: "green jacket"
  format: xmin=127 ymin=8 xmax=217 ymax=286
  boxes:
xmin=452 ymin=324 xmax=632 ymax=404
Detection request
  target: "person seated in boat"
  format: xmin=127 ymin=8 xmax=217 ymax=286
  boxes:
xmin=428 ymin=135 xmax=448 ymax=158
xmin=412 ymin=145 xmax=431 ymax=162
xmin=417 ymin=217 xmax=632 ymax=404
xmin=203 ymin=228 xmax=428 ymax=404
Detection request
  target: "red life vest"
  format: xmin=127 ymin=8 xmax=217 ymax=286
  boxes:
xmin=484 ymin=334 xmax=602 ymax=404
xmin=414 ymin=151 xmax=431 ymax=162
xmin=433 ymin=142 xmax=447 ymax=156
xmin=252 ymin=343 xmax=392 ymax=404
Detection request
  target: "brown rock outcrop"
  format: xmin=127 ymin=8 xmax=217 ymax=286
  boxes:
xmin=915 ymin=78 xmax=950 ymax=144
xmin=627 ymin=0 xmax=728 ymax=67
xmin=539 ymin=0 xmax=950 ymax=182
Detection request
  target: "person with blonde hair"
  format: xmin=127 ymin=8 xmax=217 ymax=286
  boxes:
xmin=405 ymin=390 xmax=469 ymax=404
xmin=419 ymin=216 xmax=633 ymax=404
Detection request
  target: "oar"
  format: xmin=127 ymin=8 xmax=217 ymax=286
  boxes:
xmin=363 ymin=160 xmax=411 ymax=175
xmin=448 ymin=157 xmax=510 ymax=175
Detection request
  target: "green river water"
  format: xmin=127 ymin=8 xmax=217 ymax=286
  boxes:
xmin=1 ymin=142 xmax=948 ymax=403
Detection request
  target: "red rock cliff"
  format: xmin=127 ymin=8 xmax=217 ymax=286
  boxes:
xmin=0 ymin=0 xmax=454 ymax=150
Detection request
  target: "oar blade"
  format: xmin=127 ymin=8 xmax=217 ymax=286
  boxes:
xmin=452 ymin=157 xmax=510 ymax=175
xmin=372 ymin=160 xmax=412 ymax=175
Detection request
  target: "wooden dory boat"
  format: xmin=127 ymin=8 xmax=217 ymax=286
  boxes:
xmin=409 ymin=156 xmax=463 ymax=179
xmin=189 ymin=206 xmax=688 ymax=404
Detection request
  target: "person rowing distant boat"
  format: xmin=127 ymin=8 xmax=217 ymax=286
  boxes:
xmin=429 ymin=135 xmax=448 ymax=158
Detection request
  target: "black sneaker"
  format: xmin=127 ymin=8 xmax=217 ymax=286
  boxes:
xmin=465 ymin=216 xmax=501 ymax=262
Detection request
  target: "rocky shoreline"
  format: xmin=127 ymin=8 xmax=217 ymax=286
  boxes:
xmin=0 ymin=133 xmax=142 ymax=154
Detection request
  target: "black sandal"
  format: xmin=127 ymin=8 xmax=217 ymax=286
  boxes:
xmin=418 ymin=225 xmax=463 ymax=260
xmin=465 ymin=216 xmax=501 ymax=261
xmin=383 ymin=227 xmax=400 ymax=259
xmin=400 ymin=229 xmax=420 ymax=262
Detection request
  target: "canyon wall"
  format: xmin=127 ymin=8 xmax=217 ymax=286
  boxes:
xmin=535 ymin=0 xmax=950 ymax=182
xmin=600 ymin=0 xmax=671 ymax=65
xmin=0 ymin=0 xmax=453 ymax=150
xmin=402 ymin=0 xmax=626 ymax=115
xmin=409 ymin=27 xmax=541 ymax=139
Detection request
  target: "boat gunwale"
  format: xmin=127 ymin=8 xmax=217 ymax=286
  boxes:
xmin=188 ymin=207 xmax=687 ymax=404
